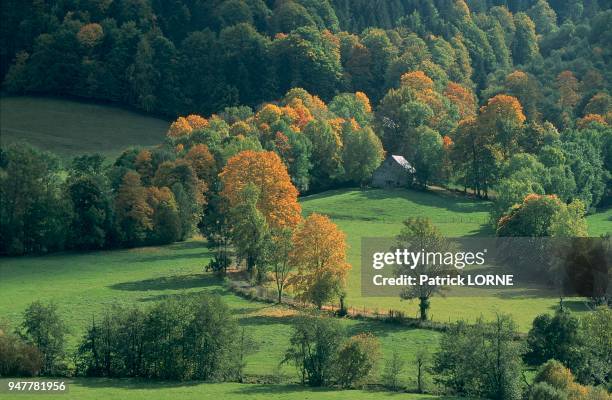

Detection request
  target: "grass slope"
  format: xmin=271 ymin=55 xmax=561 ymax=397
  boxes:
xmin=301 ymin=188 xmax=590 ymax=330
xmin=587 ymin=207 xmax=612 ymax=236
xmin=0 ymin=379 xmax=446 ymax=400
xmin=0 ymin=241 xmax=440 ymax=389
xmin=0 ymin=96 xmax=169 ymax=158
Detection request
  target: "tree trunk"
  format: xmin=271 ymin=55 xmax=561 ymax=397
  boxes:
xmin=419 ymin=297 xmax=430 ymax=321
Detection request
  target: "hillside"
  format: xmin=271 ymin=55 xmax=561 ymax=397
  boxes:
xmin=0 ymin=97 xmax=169 ymax=157
xmin=0 ymin=238 xmax=440 ymax=389
xmin=301 ymin=188 xmax=590 ymax=329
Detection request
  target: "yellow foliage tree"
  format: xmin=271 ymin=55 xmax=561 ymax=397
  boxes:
xmin=288 ymin=213 xmax=351 ymax=308
xmin=219 ymin=150 xmax=301 ymax=228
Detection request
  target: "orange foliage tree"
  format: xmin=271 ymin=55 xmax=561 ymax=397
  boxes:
xmin=184 ymin=144 xmax=216 ymax=182
xmin=556 ymin=71 xmax=580 ymax=111
xmin=288 ymin=213 xmax=351 ymax=309
xmin=114 ymin=171 xmax=153 ymax=245
xmin=219 ymin=150 xmax=301 ymax=229
xmin=167 ymin=114 xmax=208 ymax=138
xmin=478 ymin=94 xmax=526 ymax=158
xmin=444 ymin=82 xmax=476 ymax=119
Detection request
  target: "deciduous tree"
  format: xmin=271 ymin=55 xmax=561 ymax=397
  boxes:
xmin=289 ymin=213 xmax=350 ymax=309
xmin=220 ymin=150 xmax=301 ymax=228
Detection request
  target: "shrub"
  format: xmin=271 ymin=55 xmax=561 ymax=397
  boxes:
xmin=529 ymin=382 xmax=568 ymax=400
xmin=433 ymin=315 xmax=523 ymax=400
xmin=334 ymin=333 xmax=381 ymax=388
xmin=75 ymin=294 xmax=247 ymax=381
xmin=0 ymin=324 xmax=43 ymax=377
xmin=283 ymin=315 xmax=344 ymax=386
xmin=382 ymin=351 xmax=405 ymax=391
xmin=20 ymin=301 xmax=67 ymax=375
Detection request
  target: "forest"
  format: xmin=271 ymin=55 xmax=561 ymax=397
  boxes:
xmin=0 ymin=1 xmax=610 ymax=399
xmin=1 ymin=0 xmax=610 ymax=255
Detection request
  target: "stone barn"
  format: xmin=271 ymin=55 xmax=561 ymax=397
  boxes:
xmin=371 ymin=155 xmax=415 ymax=188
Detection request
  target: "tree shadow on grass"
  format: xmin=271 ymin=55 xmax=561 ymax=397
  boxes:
xmin=109 ymin=274 xmax=221 ymax=292
xmin=357 ymin=188 xmax=492 ymax=215
xmin=345 ymin=319 xmax=431 ymax=340
xmin=137 ymin=287 xmax=229 ymax=303
xmin=73 ymin=377 xmax=202 ymax=390
xmin=238 ymin=313 xmax=298 ymax=328
xmin=130 ymin=250 xmax=213 ymax=263
xmin=231 ymin=383 xmax=453 ymax=397
xmin=547 ymin=299 xmax=591 ymax=312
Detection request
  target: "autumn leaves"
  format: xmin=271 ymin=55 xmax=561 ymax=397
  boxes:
xmin=219 ymin=149 xmax=350 ymax=308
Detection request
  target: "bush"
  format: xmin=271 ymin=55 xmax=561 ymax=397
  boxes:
xmin=382 ymin=351 xmax=405 ymax=391
xmin=533 ymin=360 xmax=605 ymax=400
xmin=0 ymin=325 xmax=43 ymax=377
xmin=76 ymin=294 xmax=248 ymax=381
xmin=529 ymin=382 xmax=568 ymax=400
xmin=334 ymin=333 xmax=381 ymax=388
xmin=433 ymin=315 xmax=524 ymax=400
xmin=20 ymin=301 xmax=67 ymax=375
xmin=283 ymin=315 xmax=344 ymax=386
xmin=526 ymin=309 xmax=592 ymax=383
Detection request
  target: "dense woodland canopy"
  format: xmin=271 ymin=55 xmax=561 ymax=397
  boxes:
xmin=0 ymin=0 xmax=611 ymax=255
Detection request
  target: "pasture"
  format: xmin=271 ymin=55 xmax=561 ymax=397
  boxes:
xmin=0 ymin=379 xmax=446 ymax=400
xmin=0 ymin=96 xmax=169 ymax=158
xmin=301 ymin=188 xmax=591 ymax=330
xmin=0 ymin=239 xmax=441 ymax=388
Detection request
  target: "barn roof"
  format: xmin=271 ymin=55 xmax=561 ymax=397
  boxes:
xmin=390 ymin=155 xmax=415 ymax=172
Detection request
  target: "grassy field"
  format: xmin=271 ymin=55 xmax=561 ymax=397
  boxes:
xmin=0 ymin=240 xmax=441 ymax=389
xmin=301 ymin=188 xmax=592 ymax=330
xmin=587 ymin=207 xmax=612 ymax=236
xmin=0 ymin=379 xmax=448 ymax=400
xmin=0 ymin=188 xmax=603 ymax=398
xmin=0 ymin=96 xmax=169 ymax=158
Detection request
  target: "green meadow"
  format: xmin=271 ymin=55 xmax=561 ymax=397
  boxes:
xmin=0 ymin=379 xmax=447 ymax=400
xmin=0 ymin=239 xmax=441 ymax=389
xmin=0 ymin=97 xmax=169 ymax=158
xmin=0 ymin=176 xmax=605 ymax=399
xmin=300 ymin=188 xmax=592 ymax=330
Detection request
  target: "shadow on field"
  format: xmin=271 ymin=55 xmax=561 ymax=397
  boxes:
xmin=229 ymin=384 xmax=342 ymax=396
xmin=346 ymin=320 xmax=425 ymax=339
xmin=110 ymin=274 xmax=220 ymax=292
xmin=548 ymin=299 xmax=590 ymax=312
xmin=131 ymin=250 xmax=212 ymax=263
xmin=138 ymin=288 xmax=228 ymax=303
xmin=167 ymin=241 xmax=208 ymax=250
xmin=231 ymin=384 xmax=451 ymax=397
xmin=238 ymin=314 xmax=297 ymax=327
xmin=75 ymin=377 xmax=201 ymax=389
xmin=358 ymin=188 xmax=491 ymax=215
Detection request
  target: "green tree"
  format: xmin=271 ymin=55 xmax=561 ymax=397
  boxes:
xmin=433 ymin=315 xmax=524 ymax=400
xmin=20 ymin=301 xmax=67 ymax=375
xmin=230 ymin=183 xmax=269 ymax=282
xmin=395 ymin=217 xmax=452 ymax=321
xmin=382 ymin=351 xmax=405 ymax=391
xmin=0 ymin=143 xmax=69 ymax=255
xmin=283 ymin=315 xmax=344 ymax=386
xmin=513 ymin=13 xmax=539 ymax=65
xmin=68 ymin=176 xmax=112 ymax=250
xmin=334 ymin=333 xmax=380 ymax=388
xmin=303 ymin=119 xmax=343 ymax=189
xmin=528 ymin=0 xmax=558 ymax=35
xmin=526 ymin=310 xmax=586 ymax=377
xmin=265 ymin=227 xmax=294 ymax=304
xmin=341 ymin=124 xmax=384 ymax=185
xmin=497 ymin=194 xmax=588 ymax=237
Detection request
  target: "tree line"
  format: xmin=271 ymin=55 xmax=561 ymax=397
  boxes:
xmin=2 ymin=297 xmax=609 ymax=398
xmin=2 ymin=0 xmax=610 ymax=124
